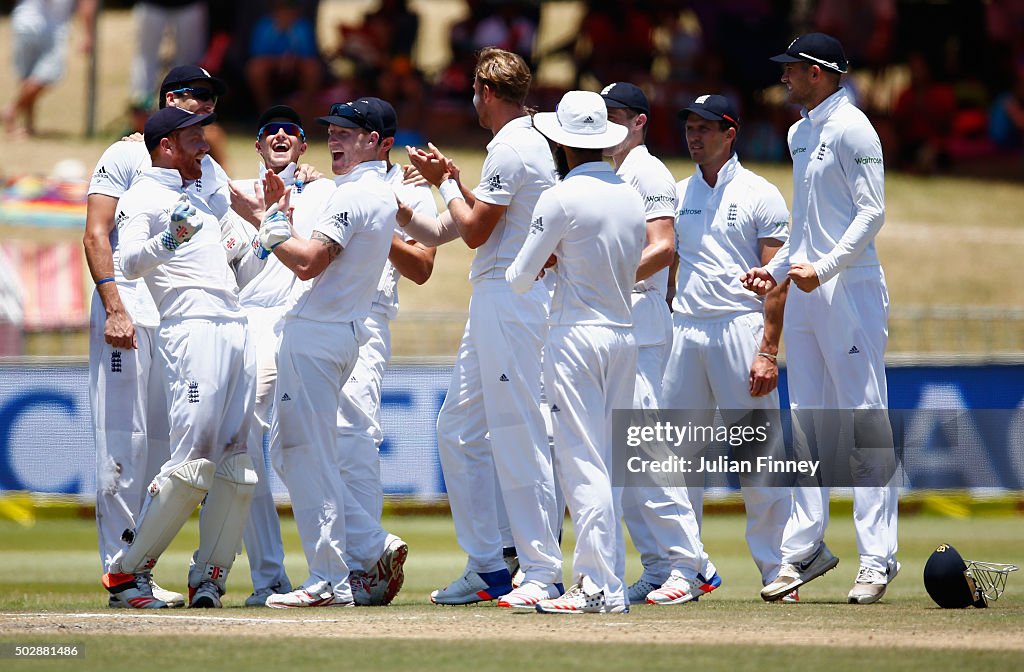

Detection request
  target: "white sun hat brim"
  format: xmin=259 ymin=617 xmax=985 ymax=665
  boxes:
xmin=533 ymin=111 xmax=628 ymax=150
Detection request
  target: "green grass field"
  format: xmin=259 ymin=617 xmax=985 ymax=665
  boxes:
xmin=1 ymin=511 xmax=1022 ymax=671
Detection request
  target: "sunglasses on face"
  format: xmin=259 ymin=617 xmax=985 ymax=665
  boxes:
xmin=258 ymin=122 xmax=305 ymax=141
xmin=170 ymin=87 xmax=218 ymax=103
xmin=329 ymin=103 xmax=369 ymax=129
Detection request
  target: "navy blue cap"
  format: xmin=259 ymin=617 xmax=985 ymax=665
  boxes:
xmin=159 ymin=65 xmax=227 ymax=97
xmin=771 ymin=33 xmax=848 ymax=74
xmin=317 ymin=99 xmax=385 ymax=134
xmin=600 ymin=82 xmax=650 ymax=116
xmin=679 ymin=94 xmax=740 ymax=127
xmin=257 ymin=104 xmax=303 ymax=129
xmin=144 ymin=107 xmax=216 ymax=152
xmin=363 ymin=97 xmax=398 ymax=138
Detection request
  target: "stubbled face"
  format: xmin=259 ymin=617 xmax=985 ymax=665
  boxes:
xmin=257 ymin=120 xmax=306 ymax=172
xmin=604 ymin=106 xmax=638 ymax=157
xmin=327 ymin=124 xmax=376 ymax=175
xmin=684 ymin=114 xmax=732 ymax=167
xmin=167 ymin=79 xmax=218 ymax=115
xmin=166 ymin=125 xmax=209 ymax=180
xmin=780 ymin=62 xmax=814 ymax=107
xmin=473 ymin=78 xmax=490 ymax=130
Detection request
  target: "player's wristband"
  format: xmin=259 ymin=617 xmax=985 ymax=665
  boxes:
xmin=439 ymin=178 xmax=463 ymax=207
xmin=96 ymin=277 xmax=115 ymax=286
xmin=757 ymin=352 xmax=778 ymax=363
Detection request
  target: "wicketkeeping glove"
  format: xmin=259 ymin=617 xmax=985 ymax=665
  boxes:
xmin=161 ymin=193 xmax=203 ymax=251
xmin=252 ymin=202 xmax=292 ymax=260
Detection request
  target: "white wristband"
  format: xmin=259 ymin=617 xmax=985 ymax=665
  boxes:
xmin=439 ymin=179 xmax=463 ymax=206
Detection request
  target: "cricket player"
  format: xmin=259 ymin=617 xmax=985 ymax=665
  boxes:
xmin=599 ymin=82 xmax=718 ymax=606
xmin=398 ymin=47 xmax=562 ymax=606
xmin=262 ymin=99 xmax=397 ymax=608
xmin=84 ymin=64 xmax=229 ymax=609
xmin=743 ymin=33 xmax=899 ymax=604
xmin=108 ymin=107 xmax=261 ymax=609
xmin=507 ymin=90 xmax=644 ymax=614
xmin=334 ymin=97 xmax=435 ymax=605
xmin=221 ymin=104 xmax=337 ymax=607
xmin=664 ymin=94 xmax=792 ymax=601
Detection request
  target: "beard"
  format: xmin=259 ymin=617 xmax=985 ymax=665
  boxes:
xmin=551 ymin=145 xmax=570 ymax=180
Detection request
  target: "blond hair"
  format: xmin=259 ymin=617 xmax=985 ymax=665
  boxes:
xmin=474 ymin=47 xmax=531 ymax=105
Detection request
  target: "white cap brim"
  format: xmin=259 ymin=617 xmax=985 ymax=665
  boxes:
xmin=533 ymin=112 xmax=628 ymax=150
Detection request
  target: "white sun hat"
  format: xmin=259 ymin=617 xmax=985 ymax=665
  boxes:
xmin=532 ymin=90 xmax=628 ymax=150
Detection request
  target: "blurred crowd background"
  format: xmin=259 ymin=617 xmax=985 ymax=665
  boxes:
xmin=4 ymin=0 xmax=1024 ymax=175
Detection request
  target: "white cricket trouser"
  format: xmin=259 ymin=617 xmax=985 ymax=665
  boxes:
xmin=130 ymin=1 xmax=207 ymax=102
xmin=546 ymin=324 xmax=636 ymax=608
xmin=271 ymin=317 xmax=387 ymax=597
xmin=781 ymin=266 xmax=898 ymax=574
xmin=90 ymin=296 xmax=169 ymax=574
xmin=336 ymin=311 xmax=390 ymax=524
xmin=662 ymin=310 xmax=792 ymax=584
xmin=153 ymin=318 xmax=255 ymax=483
xmin=436 ymin=279 xmax=562 ymax=583
xmin=241 ymin=305 xmax=291 ymax=594
xmin=622 ymin=288 xmax=714 ymax=585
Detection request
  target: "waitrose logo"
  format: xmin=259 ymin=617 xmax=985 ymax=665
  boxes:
xmin=855 ymin=156 xmax=883 ymax=165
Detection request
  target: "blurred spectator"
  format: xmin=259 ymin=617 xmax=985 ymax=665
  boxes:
xmin=3 ymin=0 xmax=96 ymax=137
xmin=473 ymin=1 xmax=538 ymax=66
xmin=130 ymin=1 xmax=208 ymax=112
xmin=990 ymin=64 xmax=1024 ymax=151
xmin=246 ymin=0 xmax=323 ymax=112
xmin=433 ymin=0 xmax=489 ymax=105
xmin=892 ymin=52 xmax=957 ymax=173
xmin=815 ymin=0 xmax=895 ymax=72
xmin=573 ymin=0 xmax=655 ymax=88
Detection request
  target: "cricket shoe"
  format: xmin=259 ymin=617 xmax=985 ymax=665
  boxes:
xmin=535 ymin=580 xmax=628 ymax=615
xmin=781 ymin=589 xmax=799 ymax=603
xmin=647 ymin=571 xmax=722 ymax=605
xmin=430 ymin=569 xmax=512 ymax=605
xmin=189 ymin=580 xmax=223 ymax=608
xmin=497 ymin=580 xmax=565 ymax=609
xmin=503 ymin=547 xmax=520 ymax=579
xmin=104 ymin=572 xmax=168 ymax=609
xmin=761 ymin=543 xmax=839 ymax=602
xmin=245 ymin=580 xmax=292 ymax=607
xmin=141 ymin=573 xmax=185 ymax=608
xmin=847 ymin=562 xmax=900 ymax=605
xmin=374 ymin=534 xmax=409 ymax=605
xmin=625 ymin=578 xmax=661 ymax=604
xmin=266 ymin=586 xmax=355 ymax=608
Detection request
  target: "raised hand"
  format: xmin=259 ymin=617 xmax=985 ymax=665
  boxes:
xmin=162 ymin=193 xmax=203 ymax=250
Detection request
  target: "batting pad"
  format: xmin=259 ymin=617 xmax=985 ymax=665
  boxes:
xmin=190 ymin=453 xmax=258 ymax=591
xmin=118 ymin=458 xmax=216 ymax=574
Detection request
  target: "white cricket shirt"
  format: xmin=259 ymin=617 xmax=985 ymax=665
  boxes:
xmin=88 ymin=140 xmax=230 ymax=327
xmin=765 ymin=88 xmax=885 ymax=284
xmin=369 ymin=163 xmax=438 ymax=320
xmin=233 ymin=164 xmax=336 ymax=309
xmin=615 ymin=144 xmax=678 ymax=294
xmin=285 ymin=161 xmax=396 ymax=324
xmin=470 ymin=115 xmax=558 ymax=282
xmin=118 ymin=167 xmax=243 ymax=321
xmin=673 ymin=154 xmax=790 ymax=318
xmin=507 ymin=162 xmax=645 ymax=328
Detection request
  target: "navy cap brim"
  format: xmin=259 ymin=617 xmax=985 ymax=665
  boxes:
xmin=679 ymin=107 xmax=722 ymax=121
xmin=770 ymin=53 xmax=805 ymax=64
xmin=317 ymin=116 xmax=363 ymax=128
xmin=258 ymin=105 xmax=302 ymax=129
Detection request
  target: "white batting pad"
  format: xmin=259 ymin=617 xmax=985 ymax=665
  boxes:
xmin=190 ymin=453 xmax=259 ymax=591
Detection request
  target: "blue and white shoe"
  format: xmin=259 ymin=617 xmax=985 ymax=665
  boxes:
xmin=430 ymin=568 xmax=513 ymax=605
xmin=646 ymin=571 xmax=722 ymax=605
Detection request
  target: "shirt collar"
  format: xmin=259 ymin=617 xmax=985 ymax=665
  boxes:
xmin=143 ymin=166 xmax=192 ymax=191
xmin=259 ymin=161 xmax=298 ymax=186
xmin=333 ymin=160 xmax=387 ymax=186
xmin=694 ymin=153 xmax=741 ymax=190
xmin=487 ymin=114 xmax=532 ymax=151
xmin=803 ymin=88 xmax=849 ymax=126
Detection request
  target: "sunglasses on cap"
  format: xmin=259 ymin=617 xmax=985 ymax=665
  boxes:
xmin=329 ymin=102 xmax=369 ymax=127
xmin=169 ymin=87 xmax=218 ymax=103
xmin=258 ymin=122 xmax=305 ymax=141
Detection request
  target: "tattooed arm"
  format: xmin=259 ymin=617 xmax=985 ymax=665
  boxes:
xmin=271 ymin=230 xmax=343 ymax=281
